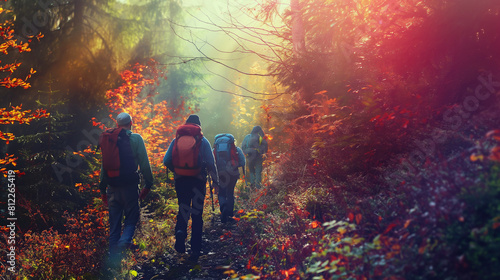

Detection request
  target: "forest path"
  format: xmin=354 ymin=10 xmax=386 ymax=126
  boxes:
xmin=135 ymin=213 xmax=248 ymax=280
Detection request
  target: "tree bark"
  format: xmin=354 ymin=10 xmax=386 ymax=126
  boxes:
xmin=291 ymin=0 xmax=305 ymax=57
xmin=73 ymin=0 xmax=84 ymax=41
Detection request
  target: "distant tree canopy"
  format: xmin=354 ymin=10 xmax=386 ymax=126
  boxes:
xmin=271 ymin=0 xmax=500 ymax=105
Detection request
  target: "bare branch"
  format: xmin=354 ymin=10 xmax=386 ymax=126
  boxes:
xmin=199 ymin=58 xmax=286 ymax=96
xmin=169 ymin=23 xmax=274 ymax=77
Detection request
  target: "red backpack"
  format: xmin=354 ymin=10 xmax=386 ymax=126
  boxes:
xmin=99 ymin=128 xmax=122 ymax=178
xmin=172 ymin=123 xmax=203 ymax=176
xmin=99 ymin=128 xmax=136 ymax=179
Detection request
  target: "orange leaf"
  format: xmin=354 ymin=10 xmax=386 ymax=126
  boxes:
xmin=470 ymin=154 xmax=483 ymax=162
xmin=418 ymin=245 xmax=426 ymax=254
xmin=310 ymin=221 xmax=321 ymax=229
xmin=355 ymin=213 xmax=362 ymax=224
xmin=404 ymin=219 xmax=412 ymax=228
xmin=486 ymin=130 xmax=500 ymax=138
xmin=348 ymin=212 xmax=354 ymax=222
xmin=489 ymin=147 xmax=500 ymax=162
xmin=383 ymin=223 xmax=397 ymax=234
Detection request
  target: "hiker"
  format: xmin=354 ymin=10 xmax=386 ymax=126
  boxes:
xmin=163 ymin=114 xmax=218 ymax=260
xmin=213 ymin=133 xmax=246 ymax=223
xmin=98 ymin=112 xmax=153 ymax=262
xmin=241 ymin=125 xmax=268 ymax=188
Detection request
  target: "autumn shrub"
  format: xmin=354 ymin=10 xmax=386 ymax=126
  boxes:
xmin=296 ymin=145 xmax=500 ymax=279
xmin=408 ymin=160 xmax=500 ymax=279
xmin=303 ymin=220 xmax=399 ymax=280
xmin=235 ymin=210 xmax=309 ymax=279
xmin=233 ymin=182 xmax=329 ymax=279
xmin=16 ymin=203 xmax=108 ymax=279
xmin=349 ymin=127 xmax=500 ymax=279
xmin=235 ymin=178 xmax=401 ymax=279
xmin=443 ymin=163 xmax=500 ymax=279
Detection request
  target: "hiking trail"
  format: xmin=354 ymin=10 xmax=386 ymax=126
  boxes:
xmin=135 ymin=214 xmax=249 ymax=280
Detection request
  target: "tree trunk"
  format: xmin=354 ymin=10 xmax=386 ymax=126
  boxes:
xmin=291 ymin=0 xmax=305 ymax=57
xmin=73 ymin=0 xmax=84 ymax=42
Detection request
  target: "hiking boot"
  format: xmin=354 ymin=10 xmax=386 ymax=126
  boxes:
xmin=188 ymin=250 xmax=202 ymax=263
xmin=189 ymin=251 xmax=201 ymax=262
xmin=174 ymin=230 xmax=186 ymax=253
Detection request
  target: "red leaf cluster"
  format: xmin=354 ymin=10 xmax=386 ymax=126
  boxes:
xmin=94 ymin=59 xmax=195 ymax=168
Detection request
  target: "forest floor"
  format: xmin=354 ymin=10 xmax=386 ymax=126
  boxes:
xmin=134 ymin=212 xmax=250 ymax=280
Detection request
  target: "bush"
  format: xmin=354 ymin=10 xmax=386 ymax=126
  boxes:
xmin=16 ymin=203 xmax=108 ymax=279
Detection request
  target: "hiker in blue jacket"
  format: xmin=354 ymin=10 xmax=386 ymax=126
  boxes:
xmin=163 ymin=115 xmax=218 ymax=261
xmin=98 ymin=112 xmax=153 ymax=264
xmin=213 ymin=134 xmax=246 ymax=223
xmin=241 ymin=125 xmax=268 ymax=188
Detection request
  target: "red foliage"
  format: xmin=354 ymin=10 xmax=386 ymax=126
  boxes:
xmin=0 ymin=3 xmax=48 ymax=175
xmin=487 ymin=130 xmax=500 ymax=162
xmin=0 ymin=5 xmax=41 ymax=89
xmin=94 ymin=59 xmax=194 ymax=168
xmin=0 ymin=106 xmax=50 ymax=176
xmin=13 ymin=205 xmax=109 ymax=278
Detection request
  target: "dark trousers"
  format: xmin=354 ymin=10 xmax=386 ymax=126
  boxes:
xmin=218 ymin=172 xmax=238 ymax=221
xmin=107 ymin=183 xmax=140 ymax=256
xmin=248 ymin=156 xmax=263 ymax=188
xmin=174 ymin=176 xmax=206 ymax=253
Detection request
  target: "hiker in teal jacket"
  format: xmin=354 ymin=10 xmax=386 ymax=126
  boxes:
xmin=98 ymin=112 xmax=154 ymax=264
xmin=241 ymin=125 xmax=268 ymax=188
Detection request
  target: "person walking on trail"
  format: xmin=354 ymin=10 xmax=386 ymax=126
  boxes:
xmin=98 ymin=112 xmax=154 ymax=264
xmin=241 ymin=125 xmax=268 ymax=189
xmin=163 ymin=114 xmax=219 ymax=261
xmin=213 ymin=133 xmax=246 ymax=223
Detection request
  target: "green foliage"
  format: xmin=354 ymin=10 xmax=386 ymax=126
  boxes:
xmin=441 ymin=163 xmax=500 ymax=279
xmin=12 ymin=85 xmax=86 ymax=230
xmin=305 ymin=221 xmax=378 ymax=280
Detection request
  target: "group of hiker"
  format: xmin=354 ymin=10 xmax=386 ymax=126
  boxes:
xmin=98 ymin=112 xmax=268 ymax=264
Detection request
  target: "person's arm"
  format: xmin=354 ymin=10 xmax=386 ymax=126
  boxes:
xmin=134 ymin=134 xmax=154 ymax=189
xmin=163 ymin=140 xmax=175 ymax=172
xmin=98 ymin=164 xmax=108 ymax=205
xmin=202 ymin=138 xmax=219 ymax=185
xmin=236 ymin=147 xmax=246 ymax=176
xmin=262 ymin=138 xmax=269 ymax=154
xmin=98 ymin=164 xmax=107 ymax=193
xmin=237 ymin=147 xmax=246 ymax=167
xmin=241 ymin=135 xmax=250 ymax=154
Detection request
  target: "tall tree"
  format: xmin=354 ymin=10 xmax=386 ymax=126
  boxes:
xmin=291 ymin=0 xmax=305 ymax=56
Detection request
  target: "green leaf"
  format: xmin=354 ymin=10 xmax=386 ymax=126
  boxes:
xmin=129 ymin=270 xmax=138 ymax=277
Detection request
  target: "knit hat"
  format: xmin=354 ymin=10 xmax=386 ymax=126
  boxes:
xmin=186 ymin=114 xmax=201 ymax=126
xmin=116 ymin=112 xmax=132 ymax=126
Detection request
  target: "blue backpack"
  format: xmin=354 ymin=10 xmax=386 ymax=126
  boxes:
xmin=213 ymin=134 xmax=238 ymax=170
